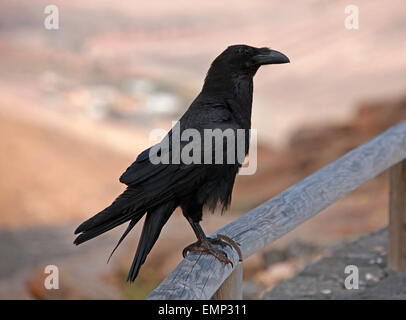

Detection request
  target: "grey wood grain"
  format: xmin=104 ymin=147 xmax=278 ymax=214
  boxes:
xmin=147 ymin=121 xmax=406 ymax=300
xmin=211 ymin=262 xmax=243 ymax=300
xmin=389 ymin=159 xmax=406 ymax=272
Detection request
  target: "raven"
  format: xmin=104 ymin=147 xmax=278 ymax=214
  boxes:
xmin=74 ymin=44 xmax=289 ymax=281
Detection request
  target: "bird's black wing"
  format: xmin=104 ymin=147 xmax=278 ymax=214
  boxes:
xmin=119 ymin=102 xmax=237 ymax=202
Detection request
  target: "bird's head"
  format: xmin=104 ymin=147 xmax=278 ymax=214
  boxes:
xmin=209 ymin=44 xmax=290 ymax=77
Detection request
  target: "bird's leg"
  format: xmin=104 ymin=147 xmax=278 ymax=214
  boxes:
xmin=182 ymin=218 xmax=233 ymax=266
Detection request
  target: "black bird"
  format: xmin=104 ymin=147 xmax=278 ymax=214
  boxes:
xmin=74 ymin=44 xmax=289 ymax=281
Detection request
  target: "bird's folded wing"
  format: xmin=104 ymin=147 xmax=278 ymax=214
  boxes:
xmin=119 ymin=102 xmax=236 ymax=190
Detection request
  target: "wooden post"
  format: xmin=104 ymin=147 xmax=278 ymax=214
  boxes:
xmin=211 ymin=263 xmax=243 ymax=300
xmin=389 ymin=160 xmax=406 ymax=272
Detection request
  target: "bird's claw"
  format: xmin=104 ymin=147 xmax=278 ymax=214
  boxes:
xmin=207 ymin=247 xmax=233 ymax=268
xmin=182 ymin=240 xmax=233 ymax=267
xmin=182 ymin=234 xmax=242 ymax=267
xmin=182 ymin=240 xmax=201 ymax=258
xmin=207 ymin=236 xmax=232 ymax=249
xmin=216 ymin=234 xmax=243 ymax=262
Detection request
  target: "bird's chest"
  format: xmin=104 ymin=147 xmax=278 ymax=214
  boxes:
xmin=234 ymin=79 xmax=253 ymax=107
xmin=230 ymin=77 xmax=253 ymax=130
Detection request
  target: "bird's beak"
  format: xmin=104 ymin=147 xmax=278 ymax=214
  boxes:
xmin=251 ymin=49 xmax=290 ymax=66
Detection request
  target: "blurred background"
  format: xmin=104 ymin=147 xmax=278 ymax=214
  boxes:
xmin=0 ymin=0 xmax=405 ymax=299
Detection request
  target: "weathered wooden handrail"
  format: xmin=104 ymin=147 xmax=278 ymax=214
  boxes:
xmin=147 ymin=121 xmax=406 ymax=300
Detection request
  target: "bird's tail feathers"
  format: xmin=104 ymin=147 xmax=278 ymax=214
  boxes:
xmin=74 ymin=187 xmax=145 ymax=245
xmin=107 ymin=217 xmax=139 ymax=263
xmin=127 ymin=201 xmax=176 ymax=282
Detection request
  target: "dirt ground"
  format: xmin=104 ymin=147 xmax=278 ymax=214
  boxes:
xmin=264 ymin=228 xmax=406 ymax=300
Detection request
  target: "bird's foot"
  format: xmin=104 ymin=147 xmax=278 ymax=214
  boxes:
xmin=206 ymin=236 xmax=232 ymax=249
xmin=182 ymin=239 xmax=233 ymax=267
xmin=215 ymin=234 xmax=243 ymax=262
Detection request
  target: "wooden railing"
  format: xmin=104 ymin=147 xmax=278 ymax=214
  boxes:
xmin=147 ymin=121 xmax=406 ymax=300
